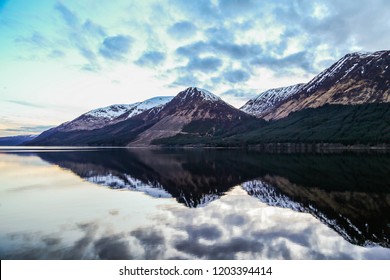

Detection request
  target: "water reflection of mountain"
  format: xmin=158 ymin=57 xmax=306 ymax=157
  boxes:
xmin=32 ymin=149 xmax=390 ymax=248
xmin=37 ymin=149 xmax=256 ymax=207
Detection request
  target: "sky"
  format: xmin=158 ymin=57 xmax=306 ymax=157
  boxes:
xmin=1 ymin=0 xmax=389 ymax=136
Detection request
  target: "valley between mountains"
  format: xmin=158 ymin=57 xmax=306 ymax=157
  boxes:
xmin=26 ymin=50 xmax=390 ymax=147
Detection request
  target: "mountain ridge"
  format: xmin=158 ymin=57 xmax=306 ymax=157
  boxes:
xmin=55 ymin=96 xmax=173 ymax=132
xmin=261 ymin=50 xmax=390 ymax=120
xmin=240 ymin=84 xmax=304 ymax=118
xmin=129 ymin=87 xmax=253 ymax=145
xmin=24 ymin=49 xmax=390 ymax=147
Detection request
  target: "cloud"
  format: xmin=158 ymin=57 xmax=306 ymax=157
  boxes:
xmin=3 ymin=125 xmax=54 ymax=134
xmin=217 ymin=0 xmax=261 ymax=16
xmin=169 ymin=0 xmax=218 ymax=20
xmin=176 ymin=41 xmax=211 ymax=57
xmin=135 ymin=51 xmax=166 ymax=67
xmin=208 ymin=41 xmax=263 ymax=62
xmin=220 ymin=89 xmax=257 ymax=100
xmin=6 ymin=100 xmax=45 ymax=108
xmin=99 ymin=35 xmax=133 ymax=61
xmin=2 ymin=181 xmax=390 ymax=260
xmin=167 ymin=21 xmax=197 ymax=40
xmin=223 ymin=213 xmax=248 ymax=226
xmin=219 ymin=89 xmax=258 ymax=107
xmin=55 ymin=2 xmax=79 ymax=28
xmin=53 ymin=3 xmax=113 ymax=71
xmin=185 ymin=56 xmax=223 ymax=73
xmin=93 ymin=235 xmax=133 ymax=260
xmin=49 ymin=49 xmax=65 ymax=58
xmin=130 ymin=228 xmax=166 ymax=259
xmin=250 ymin=51 xmax=314 ymax=73
xmin=53 ymin=2 xmax=104 ymax=71
xmin=269 ymin=0 xmax=390 ymax=59
xmin=78 ymin=47 xmax=97 ymax=63
xmin=82 ymin=20 xmax=106 ymax=37
xmin=176 ymin=41 xmax=263 ymax=61
xmin=14 ymin=31 xmax=68 ymax=61
xmin=170 ymin=74 xmax=200 ymax=87
xmin=184 ymin=224 xmax=223 ymax=241
xmin=15 ymin=32 xmax=49 ymax=48
xmin=223 ymin=69 xmax=251 ymax=83
xmin=204 ymin=26 xmax=235 ymax=42
xmin=174 ymin=235 xmax=265 ymax=260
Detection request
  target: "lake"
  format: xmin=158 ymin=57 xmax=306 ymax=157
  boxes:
xmin=0 ymin=147 xmax=389 ymax=259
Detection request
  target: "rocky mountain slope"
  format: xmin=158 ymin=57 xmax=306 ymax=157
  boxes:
xmin=240 ymin=84 xmax=304 ymax=118
xmin=262 ymin=50 xmax=390 ymax=120
xmin=131 ymin=87 xmax=254 ymax=145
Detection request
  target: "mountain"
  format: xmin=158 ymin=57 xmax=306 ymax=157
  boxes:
xmin=26 ymin=50 xmax=390 ymax=147
xmin=54 ymin=96 xmax=173 ymax=132
xmin=240 ymin=84 xmax=304 ymax=118
xmin=222 ymin=103 xmax=390 ymax=146
xmin=27 ymin=96 xmax=174 ymax=146
xmin=28 ymin=87 xmax=256 ymax=146
xmin=262 ymin=50 xmax=390 ymax=120
xmin=0 ymin=135 xmax=37 ymax=146
xmin=132 ymin=87 xmax=255 ymax=145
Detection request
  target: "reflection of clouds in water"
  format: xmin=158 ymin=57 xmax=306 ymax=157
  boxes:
xmin=2 ymin=187 xmax=390 ymax=259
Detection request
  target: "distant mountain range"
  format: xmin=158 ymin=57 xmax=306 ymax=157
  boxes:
xmin=21 ymin=50 xmax=390 ymax=147
xmin=0 ymin=135 xmax=36 ymax=146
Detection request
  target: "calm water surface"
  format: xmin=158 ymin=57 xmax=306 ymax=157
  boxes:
xmin=0 ymin=148 xmax=389 ymax=259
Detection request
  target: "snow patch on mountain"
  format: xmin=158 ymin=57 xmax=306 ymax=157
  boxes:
xmin=240 ymin=84 xmax=304 ymax=117
xmin=86 ymin=173 xmax=172 ymax=198
xmin=57 ymin=96 xmax=173 ymax=132
xmin=304 ymin=51 xmax=387 ymax=93
xmin=86 ymin=96 xmax=174 ymax=120
xmin=180 ymin=193 xmax=221 ymax=208
xmin=242 ymin=180 xmax=305 ymax=211
xmin=86 ymin=104 xmax=137 ymax=120
xmin=124 ymin=96 xmax=174 ymax=119
xmin=179 ymin=87 xmax=221 ymax=102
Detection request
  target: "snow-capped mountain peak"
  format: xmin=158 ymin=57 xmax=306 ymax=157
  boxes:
xmin=177 ymin=87 xmax=221 ymax=102
xmin=302 ymin=50 xmax=389 ymax=93
xmin=257 ymin=50 xmax=390 ymax=120
xmin=240 ymin=84 xmax=304 ymax=118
